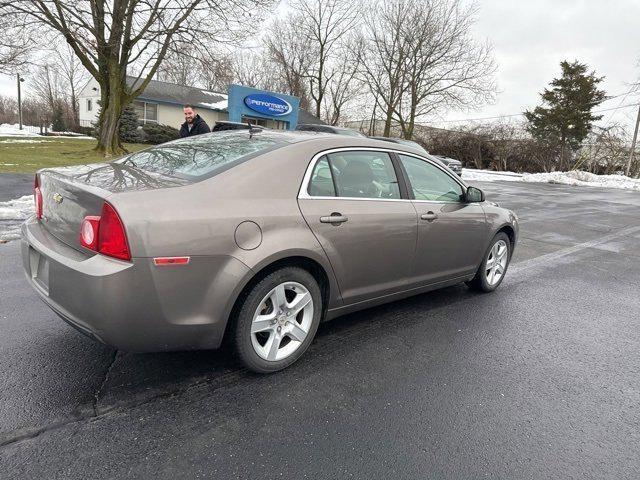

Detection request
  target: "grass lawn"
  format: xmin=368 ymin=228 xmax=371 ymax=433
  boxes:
xmin=0 ymin=137 xmax=149 ymax=173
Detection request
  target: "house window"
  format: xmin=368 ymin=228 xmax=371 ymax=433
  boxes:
xmin=133 ymin=100 xmax=158 ymax=124
xmin=87 ymin=99 xmax=92 ymax=112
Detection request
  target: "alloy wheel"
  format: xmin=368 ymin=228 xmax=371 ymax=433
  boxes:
xmin=250 ymin=281 xmax=314 ymax=361
xmin=485 ymin=239 xmax=509 ymax=286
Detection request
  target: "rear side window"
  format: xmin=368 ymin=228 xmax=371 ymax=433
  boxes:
xmin=326 ymin=151 xmax=401 ymax=199
xmin=307 ymin=156 xmax=336 ymax=197
xmin=121 ymin=133 xmax=284 ymax=179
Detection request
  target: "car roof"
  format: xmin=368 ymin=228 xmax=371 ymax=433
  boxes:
xmin=164 ymin=129 xmax=432 ymax=158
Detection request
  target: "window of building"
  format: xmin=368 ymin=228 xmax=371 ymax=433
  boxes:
xmin=133 ymin=100 xmax=158 ymax=124
xmin=86 ymin=99 xmax=92 ymax=112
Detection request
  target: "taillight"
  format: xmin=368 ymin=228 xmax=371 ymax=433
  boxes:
xmin=79 ymin=202 xmax=131 ymax=261
xmin=34 ymin=175 xmax=43 ymax=220
xmin=98 ymin=202 xmax=131 ymax=261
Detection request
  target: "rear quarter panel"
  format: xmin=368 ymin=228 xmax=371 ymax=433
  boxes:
xmin=109 ymin=140 xmax=347 ymax=310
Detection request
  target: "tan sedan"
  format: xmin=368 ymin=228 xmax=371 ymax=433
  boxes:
xmin=21 ymin=130 xmax=518 ymax=372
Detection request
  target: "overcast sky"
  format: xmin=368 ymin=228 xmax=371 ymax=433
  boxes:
xmin=2 ymin=0 xmax=639 ymax=130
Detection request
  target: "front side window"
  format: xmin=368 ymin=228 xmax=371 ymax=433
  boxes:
xmin=399 ymin=154 xmax=463 ymax=202
xmin=327 ymin=151 xmax=401 ymax=199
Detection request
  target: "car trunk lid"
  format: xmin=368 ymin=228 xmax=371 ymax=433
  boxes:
xmin=36 ymin=162 xmax=189 ymax=251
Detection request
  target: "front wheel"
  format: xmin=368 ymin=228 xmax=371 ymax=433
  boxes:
xmin=233 ymin=267 xmax=322 ymax=373
xmin=467 ymin=232 xmax=511 ymax=293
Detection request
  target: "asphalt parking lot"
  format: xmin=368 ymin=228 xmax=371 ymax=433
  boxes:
xmin=1 ymin=179 xmax=639 ymax=479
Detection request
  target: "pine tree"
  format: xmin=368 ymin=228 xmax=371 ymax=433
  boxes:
xmin=51 ymin=104 xmax=66 ymax=132
xmin=524 ymin=61 xmax=607 ymax=171
xmin=118 ymin=103 xmax=141 ymax=143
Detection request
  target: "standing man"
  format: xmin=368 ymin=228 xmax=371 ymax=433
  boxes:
xmin=180 ymin=104 xmax=210 ymax=137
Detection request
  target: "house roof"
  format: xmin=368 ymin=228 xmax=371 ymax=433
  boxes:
xmin=127 ymin=76 xmax=228 ymax=111
xmin=126 ymin=76 xmax=325 ymax=124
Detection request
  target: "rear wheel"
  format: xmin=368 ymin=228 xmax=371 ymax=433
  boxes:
xmin=233 ymin=267 xmax=322 ymax=373
xmin=467 ymin=232 xmax=511 ymax=293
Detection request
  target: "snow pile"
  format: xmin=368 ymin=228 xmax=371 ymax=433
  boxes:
xmin=463 ymin=168 xmax=640 ymax=192
xmin=462 ymin=169 xmax=523 ymax=182
xmin=523 ymin=171 xmax=640 ymax=191
xmin=0 ymin=195 xmax=34 ymax=242
xmin=0 ymin=124 xmax=42 ymax=137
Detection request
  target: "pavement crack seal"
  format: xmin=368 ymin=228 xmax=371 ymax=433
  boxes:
xmin=0 ymin=364 xmax=248 ymax=450
xmin=93 ymin=350 xmax=119 ymax=417
xmin=511 ymin=224 xmax=640 ymax=275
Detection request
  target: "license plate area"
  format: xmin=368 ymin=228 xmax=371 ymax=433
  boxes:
xmin=29 ymin=246 xmax=50 ymax=296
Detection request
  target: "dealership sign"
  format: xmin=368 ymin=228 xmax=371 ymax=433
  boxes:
xmin=244 ymin=94 xmax=292 ymax=117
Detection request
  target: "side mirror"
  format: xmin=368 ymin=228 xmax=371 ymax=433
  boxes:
xmin=465 ymin=186 xmax=485 ymax=203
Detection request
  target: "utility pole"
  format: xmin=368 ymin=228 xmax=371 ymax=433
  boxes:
xmin=17 ymin=73 xmax=25 ymax=130
xmin=627 ymin=105 xmax=640 ymax=177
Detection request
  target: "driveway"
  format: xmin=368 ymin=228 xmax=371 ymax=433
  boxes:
xmin=1 ymin=180 xmax=639 ymax=479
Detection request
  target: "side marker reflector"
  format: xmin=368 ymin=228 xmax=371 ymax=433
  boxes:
xmin=153 ymin=257 xmax=190 ymax=266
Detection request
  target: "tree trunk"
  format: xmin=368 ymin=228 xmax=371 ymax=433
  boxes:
xmin=383 ymin=104 xmax=394 ymax=137
xmin=95 ymin=68 xmax=127 ymax=156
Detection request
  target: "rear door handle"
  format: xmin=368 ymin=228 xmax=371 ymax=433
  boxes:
xmin=320 ymin=213 xmax=349 ymax=225
xmin=420 ymin=212 xmax=438 ymax=222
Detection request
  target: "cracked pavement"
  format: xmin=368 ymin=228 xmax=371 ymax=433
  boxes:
xmin=1 ymin=180 xmax=639 ymax=479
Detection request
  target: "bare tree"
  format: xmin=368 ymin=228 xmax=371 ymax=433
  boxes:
xmin=265 ymin=16 xmax=313 ymax=110
xmin=294 ymin=0 xmax=360 ymax=119
xmin=1 ymin=0 xmax=274 ymax=155
xmin=0 ymin=14 xmax=33 ymax=73
xmin=55 ymin=43 xmax=88 ymax=128
xmin=357 ymin=0 xmax=411 ymax=136
xmin=393 ymin=0 xmax=496 ymax=139
xmin=322 ymin=39 xmax=361 ymax=125
xmin=157 ymin=43 xmax=199 ymax=87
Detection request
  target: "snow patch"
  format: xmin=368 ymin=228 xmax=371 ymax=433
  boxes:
xmin=201 ymin=90 xmax=228 ymax=99
xmin=199 ymin=99 xmax=228 ymax=110
xmin=0 ymin=123 xmax=42 ymax=137
xmin=0 ymin=195 xmax=34 ymax=242
xmin=0 ymin=139 xmax=54 ymax=144
xmin=462 ymin=169 xmax=523 ymax=182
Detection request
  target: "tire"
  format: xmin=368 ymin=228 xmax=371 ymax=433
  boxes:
xmin=233 ymin=267 xmax=322 ymax=373
xmin=467 ymin=232 xmax=511 ymax=293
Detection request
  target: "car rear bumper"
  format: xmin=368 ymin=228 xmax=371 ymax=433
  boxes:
xmin=21 ymin=216 xmax=252 ymax=352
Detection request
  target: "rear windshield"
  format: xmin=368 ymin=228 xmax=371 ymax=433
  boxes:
xmin=119 ymin=132 xmax=286 ymax=179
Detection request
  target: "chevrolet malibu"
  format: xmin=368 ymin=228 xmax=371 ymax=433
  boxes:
xmin=21 ymin=131 xmax=518 ymax=373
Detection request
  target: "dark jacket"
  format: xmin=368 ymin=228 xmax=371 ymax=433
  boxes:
xmin=180 ymin=114 xmax=210 ymax=138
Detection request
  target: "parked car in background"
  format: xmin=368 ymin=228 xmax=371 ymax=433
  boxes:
xmin=211 ymin=121 xmax=251 ymax=132
xmin=370 ymin=136 xmax=463 ymax=176
xmin=22 ymin=131 xmax=517 ymax=373
xmin=431 ymin=155 xmax=463 ymax=176
xmin=295 ymin=123 xmax=367 ymax=137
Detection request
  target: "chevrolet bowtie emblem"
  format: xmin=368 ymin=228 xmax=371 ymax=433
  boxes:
xmin=53 ymin=193 xmax=63 ymax=204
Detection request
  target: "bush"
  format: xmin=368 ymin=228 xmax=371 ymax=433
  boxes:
xmin=140 ymin=123 xmax=180 ymax=144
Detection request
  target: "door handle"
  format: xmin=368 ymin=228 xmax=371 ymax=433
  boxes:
xmin=420 ymin=212 xmax=438 ymax=222
xmin=320 ymin=213 xmax=349 ymax=225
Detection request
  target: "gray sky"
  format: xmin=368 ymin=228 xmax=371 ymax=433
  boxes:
xmin=2 ymin=0 xmax=639 ymax=130
xmin=439 ymin=0 xmax=640 ymax=130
